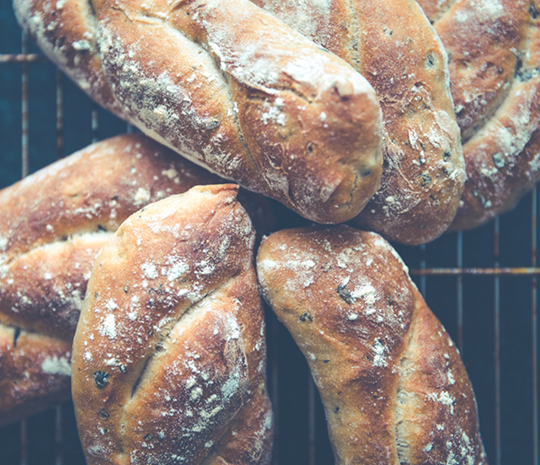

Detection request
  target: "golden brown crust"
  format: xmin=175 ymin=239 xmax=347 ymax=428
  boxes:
xmin=1 ymin=236 xmax=107 ymax=342
xmin=254 ymin=0 xmax=465 ymax=244
xmin=418 ymin=0 xmax=540 ymax=230
xmin=0 ymin=133 xmax=272 ymax=426
xmin=397 ymin=297 xmax=486 ymax=464
xmin=0 ymin=327 xmax=71 ymax=426
xmin=0 ymin=134 xmax=217 ymax=262
xmin=257 ymin=225 xmax=486 ymax=464
xmin=15 ymin=0 xmax=384 ymax=224
xmin=72 ymin=185 xmax=272 ymax=465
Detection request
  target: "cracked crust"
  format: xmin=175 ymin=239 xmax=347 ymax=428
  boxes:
xmin=14 ymin=0 xmax=383 ymax=224
xmin=253 ymin=0 xmax=465 ymax=244
xmin=256 ymin=226 xmax=486 ymax=464
xmin=0 ymin=133 xmax=272 ymax=426
xmin=417 ymin=0 xmax=540 ymax=230
xmin=72 ymin=185 xmax=272 ymax=465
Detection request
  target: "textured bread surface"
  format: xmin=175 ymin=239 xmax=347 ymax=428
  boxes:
xmin=253 ymin=0 xmax=465 ymax=244
xmin=417 ymin=0 xmax=540 ymax=230
xmin=257 ymin=226 xmax=486 ymax=465
xmin=72 ymin=185 xmax=272 ymax=465
xmin=0 ymin=133 xmax=270 ymax=426
xmin=14 ymin=0 xmax=384 ymax=224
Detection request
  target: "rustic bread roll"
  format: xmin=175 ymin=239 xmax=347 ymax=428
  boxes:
xmin=257 ymin=226 xmax=487 ymax=465
xmin=416 ymin=0 xmax=540 ymax=230
xmin=0 ymin=133 xmax=271 ymax=426
xmin=252 ymin=0 xmax=465 ymax=244
xmin=14 ymin=0 xmax=384 ymax=225
xmin=72 ymin=184 xmax=272 ymax=465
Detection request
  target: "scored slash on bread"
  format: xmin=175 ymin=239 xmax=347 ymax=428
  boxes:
xmin=0 ymin=133 xmax=272 ymax=426
xmin=72 ymin=185 xmax=272 ymax=465
xmin=257 ymin=226 xmax=487 ymax=465
xmin=15 ymin=0 xmax=384 ymax=225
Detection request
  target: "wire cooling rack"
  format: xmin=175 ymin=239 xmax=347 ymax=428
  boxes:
xmin=1 ymin=4 xmax=538 ymax=464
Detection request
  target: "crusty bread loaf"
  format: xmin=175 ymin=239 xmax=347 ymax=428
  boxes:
xmin=257 ymin=226 xmax=487 ymax=465
xmin=72 ymin=184 xmax=272 ymax=465
xmin=0 ymin=133 xmax=270 ymax=426
xmin=14 ymin=0 xmax=384 ymax=225
xmin=253 ymin=0 xmax=465 ymax=244
xmin=417 ymin=0 xmax=540 ymax=230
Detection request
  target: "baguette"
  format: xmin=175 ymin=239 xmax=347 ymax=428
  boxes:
xmin=417 ymin=0 xmax=540 ymax=230
xmin=0 ymin=133 xmax=270 ymax=425
xmin=72 ymin=185 xmax=272 ymax=465
xmin=252 ymin=0 xmax=465 ymax=244
xmin=14 ymin=0 xmax=384 ymax=224
xmin=257 ymin=226 xmax=487 ymax=464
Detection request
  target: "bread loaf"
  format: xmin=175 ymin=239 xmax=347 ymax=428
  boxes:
xmin=0 ymin=133 xmax=270 ymax=426
xmin=252 ymin=0 xmax=465 ymax=244
xmin=72 ymin=184 xmax=272 ymax=465
xmin=257 ymin=226 xmax=487 ymax=465
xmin=14 ymin=0 xmax=384 ymax=225
xmin=417 ymin=0 xmax=540 ymax=230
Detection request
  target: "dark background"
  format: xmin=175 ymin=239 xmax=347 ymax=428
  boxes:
xmin=1 ymin=3 xmax=538 ymax=464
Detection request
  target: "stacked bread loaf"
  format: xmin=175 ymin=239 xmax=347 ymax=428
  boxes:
xmin=14 ymin=0 xmax=384 ymax=225
xmin=257 ymin=226 xmax=487 ymax=464
xmin=72 ymin=185 xmax=272 ymax=464
xmin=10 ymin=0 xmax=536 ymax=462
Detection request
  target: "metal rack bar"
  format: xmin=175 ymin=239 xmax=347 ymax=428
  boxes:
xmin=0 ymin=53 xmax=47 ymax=63
xmin=21 ymin=34 xmax=29 ymax=179
xmin=54 ymin=66 xmax=65 ymax=465
xmin=92 ymin=104 xmax=100 ymax=143
xmin=494 ymin=218 xmax=501 ymax=465
xmin=55 ymin=406 xmax=62 ymax=465
xmin=19 ymin=31 xmax=29 ymax=465
xmin=411 ymin=267 xmax=540 ymax=275
xmin=20 ymin=420 xmax=27 ymax=465
xmin=56 ymin=70 xmax=64 ymax=160
xmin=419 ymin=243 xmax=426 ymax=296
xmin=308 ymin=378 xmax=316 ymax=465
xmin=457 ymin=232 xmax=464 ymax=352
xmin=270 ymin=317 xmax=279 ymax=465
xmin=532 ymin=186 xmax=538 ymax=465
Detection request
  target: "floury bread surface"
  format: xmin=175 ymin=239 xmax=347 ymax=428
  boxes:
xmin=14 ymin=0 xmax=384 ymax=224
xmin=257 ymin=226 xmax=486 ymax=465
xmin=253 ymin=0 xmax=465 ymax=245
xmin=0 ymin=133 xmax=270 ymax=426
xmin=416 ymin=0 xmax=540 ymax=230
xmin=72 ymin=185 xmax=272 ymax=465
